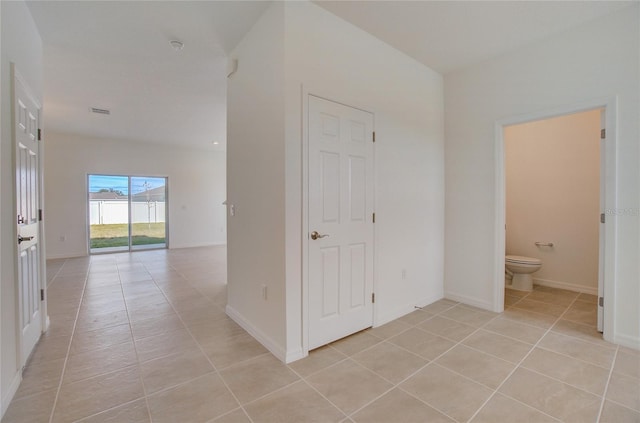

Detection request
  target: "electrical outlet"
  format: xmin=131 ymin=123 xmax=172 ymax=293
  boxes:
xmin=261 ymin=284 xmax=268 ymax=300
xmin=401 ymin=269 xmax=407 ymax=280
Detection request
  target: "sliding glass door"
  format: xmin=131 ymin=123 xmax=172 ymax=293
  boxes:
xmin=131 ymin=177 xmax=167 ymax=250
xmin=89 ymin=174 xmax=167 ymax=254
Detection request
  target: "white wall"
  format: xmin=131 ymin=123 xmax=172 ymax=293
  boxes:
xmin=226 ymin=2 xmax=288 ymax=358
xmin=227 ymin=1 xmax=444 ymax=362
xmin=284 ymin=2 xmax=444 ymax=356
xmin=44 ymin=132 xmax=226 ymax=258
xmin=0 ymin=0 xmax=42 ymax=415
xmin=505 ymin=110 xmax=601 ymax=294
xmin=445 ymin=5 xmax=639 ymax=348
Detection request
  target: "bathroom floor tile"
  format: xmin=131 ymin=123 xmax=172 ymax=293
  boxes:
xmin=562 ymin=301 xmax=598 ymax=326
xmin=512 ymin=298 xmax=567 ymax=317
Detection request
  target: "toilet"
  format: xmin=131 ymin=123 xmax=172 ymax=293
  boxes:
xmin=505 ymin=255 xmax=542 ymax=291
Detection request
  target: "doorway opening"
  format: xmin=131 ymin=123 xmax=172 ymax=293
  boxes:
xmin=88 ymin=174 xmax=168 ymax=253
xmin=494 ymin=98 xmax=617 ymax=342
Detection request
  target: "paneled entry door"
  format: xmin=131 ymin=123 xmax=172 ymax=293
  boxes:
xmin=308 ymin=95 xmax=375 ymax=350
xmin=13 ymin=66 xmax=43 ymax=365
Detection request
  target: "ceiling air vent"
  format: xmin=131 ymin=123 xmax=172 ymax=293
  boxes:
xmin=90 ymin=107 xmax=111 ymax=115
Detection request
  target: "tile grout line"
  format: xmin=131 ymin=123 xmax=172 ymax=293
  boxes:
xmin=344 ymin=303 xmax=502 ymax=421
xmin=47 ymin=259 xmax=91 ymax=423
xmin=116 ymin=257 xmax=155 ymax=423
xmin=466 ymin=292 xmax=589 ymax=422
xmin=595 ymin=345 xmax=620 ymax=422
xmin=143 ymin=260 xmax=255 ymax=423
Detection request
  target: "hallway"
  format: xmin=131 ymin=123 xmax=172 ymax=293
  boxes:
xmin=2 ymin=247 xmax=638 ymax=422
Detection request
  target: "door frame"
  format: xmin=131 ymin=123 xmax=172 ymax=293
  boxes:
xmin=301 ymin=87 xmax=377 ymax=356
xmin=11 ymin=64 xmax=48 ymax=368
xmin=493 ymin=97 xmax=617 ymax=341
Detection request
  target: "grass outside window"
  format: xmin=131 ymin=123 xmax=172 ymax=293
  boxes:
xmin=90 ymin=223 xmax=166 ymax=248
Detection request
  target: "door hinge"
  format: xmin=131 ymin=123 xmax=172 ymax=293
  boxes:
xmin=371 ymin=293 xmax=375 ymax=303
xmin=372 ymin=212 xmax=376 ymax=223
xmin=600 ymin=213 xmax=605 ymax=224
xmin=600 ymin=128 xmax=606 ymax=139
xmin=599 ymin=296 xmax=604 ymax=307
xmin=38 ymin=209 xmax=43 ymax=221
xmin=38 ymin=129 xmax=42 ymax=141
xmin=40 ymin=289 xmax=44 ymax=301
xmin=372 ymin=131 xmax=376 ymax=143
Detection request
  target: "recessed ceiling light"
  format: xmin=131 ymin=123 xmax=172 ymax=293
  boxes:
xmin=213 ymin=141 xmax=219 ymax=145
xmin=169 ymin=40 xmax=184 ymax=51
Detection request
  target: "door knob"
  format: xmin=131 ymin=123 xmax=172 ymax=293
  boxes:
xmin=310 ymin=231 xmax=329 ymax=240
xmin=18 ymin=235 xmax=34 ymax=244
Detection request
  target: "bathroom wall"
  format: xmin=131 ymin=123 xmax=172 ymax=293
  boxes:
xmin=505 ymin=109 xmax=601 ymax=294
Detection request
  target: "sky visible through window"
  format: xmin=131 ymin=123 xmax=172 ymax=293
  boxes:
xmin=89 ymin=175 xmax=166 ymax=195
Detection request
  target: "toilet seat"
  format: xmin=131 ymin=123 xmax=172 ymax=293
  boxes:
xmin=506 ymin=255 xmax=541 ymax=265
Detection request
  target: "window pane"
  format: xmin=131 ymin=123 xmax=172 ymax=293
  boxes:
xmin=89 ymin=175 xmax=130 ymax=253
xmin=130 ymin=177 xmax=167 ymax=249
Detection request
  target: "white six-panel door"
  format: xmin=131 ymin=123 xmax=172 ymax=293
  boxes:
xmin=14 ymin=68 xmax=43 ymax=365
xmin=308 ymin=95 xmax=374 ymax=350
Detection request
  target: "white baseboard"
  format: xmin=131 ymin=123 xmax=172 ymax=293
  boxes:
xmin=1 ymin=370 xmax=22 ymax=418
xmin=613 ymin=333 xmax=640 ymax=351
xmin=225 ymin=305 xmax=291 ymax=363
xmin=169 ymin=242 xmax=226 ymax=250
xmin=375 ymin=294 xmax=444 ymax=327
xmin=444 ymin=291 xmax=494 ymax=312
xmin=45 ymin=251 xmax=87 ymax=260
xmin=533 ymin=278 xmax=598 ymax=295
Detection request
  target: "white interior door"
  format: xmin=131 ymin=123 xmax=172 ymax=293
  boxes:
xmin=14 ymin=68 xmax=43 ymax=365
xmin=308 ymin=95 xmax=374 ymax=350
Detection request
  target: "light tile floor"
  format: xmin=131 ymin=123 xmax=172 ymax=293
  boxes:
xmin=2 ymin=246 xmax=639 ymax=422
